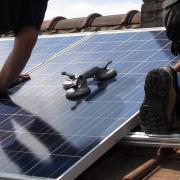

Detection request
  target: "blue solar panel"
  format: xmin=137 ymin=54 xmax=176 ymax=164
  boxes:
xmin=0 ymin=34 xmax=85 ymax=72
xmin=0 ymin=28 xmax=176 ymax=180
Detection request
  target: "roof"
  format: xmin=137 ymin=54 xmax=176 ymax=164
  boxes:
xmin=0 ymin=0 xmax=166 ymax=37
xmin=77 ymin=144 xmax=180 ymax=180
xmin=0 ymin=11 xmax=141 ymax=38
xmin=41 ymin=10 xmax=141 ymax=34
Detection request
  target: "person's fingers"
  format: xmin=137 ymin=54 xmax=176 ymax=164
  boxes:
xmin=18 ymin=74 xmax=31 ymax=82
xmin=9 ymin=74 xmax=31 ymax=88
xmin=19 ymin=73 xmax=31 ymax=79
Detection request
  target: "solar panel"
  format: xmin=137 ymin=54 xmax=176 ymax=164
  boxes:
xmin=0 ymin=28 xmax=178 ymax=180
xmin=0 ymin=33 xmax=87 ymax=72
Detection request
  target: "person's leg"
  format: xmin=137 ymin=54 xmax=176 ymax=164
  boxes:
xmin=0 ymin=27 xmax=39 ymax=92
xmin=139 ymin=64 xmax=178 ymax=134
xmin=173 ymin=61 xmax=180 ymax=72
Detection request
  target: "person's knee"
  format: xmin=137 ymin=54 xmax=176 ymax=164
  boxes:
xmin=15 ymin=27 xmax=39 ymax=53
xmin=174 ymin=61 xmax=180 ymax=72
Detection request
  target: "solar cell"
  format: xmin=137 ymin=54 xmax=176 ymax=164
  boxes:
xmin=0 ymin=28 xmax=177 ymax=180
xmin=0 ymin=34 xmax=86 ymax=72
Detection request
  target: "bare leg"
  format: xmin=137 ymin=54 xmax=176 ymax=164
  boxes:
xmin=173 ymin=61 xmax=180 ymax=72
xmin=0 ymin=27 xmax=39 ymax=92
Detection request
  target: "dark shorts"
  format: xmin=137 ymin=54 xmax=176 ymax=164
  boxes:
xmin=0 ymin=0 xmax=48 ymax=35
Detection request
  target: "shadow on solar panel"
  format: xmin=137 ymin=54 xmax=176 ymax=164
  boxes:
xmin=70 ymin=78 xmax=117 ymax=110
xmin=0 ymin=95 xmax=82 ymax=179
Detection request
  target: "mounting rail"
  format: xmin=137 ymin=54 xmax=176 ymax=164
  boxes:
xmin=120 ymin=132 xmax=180 ymax=148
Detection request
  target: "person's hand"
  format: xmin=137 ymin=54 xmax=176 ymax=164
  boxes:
xmin=9 ymin=74 xmax=31 ymax=88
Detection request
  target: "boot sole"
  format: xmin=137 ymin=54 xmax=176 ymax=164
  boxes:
xmin=139 ymin=68 xmax=176 ymax=134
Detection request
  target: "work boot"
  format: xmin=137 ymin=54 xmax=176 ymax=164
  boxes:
xmin=139 ymin=66 xmax=178 ymax=134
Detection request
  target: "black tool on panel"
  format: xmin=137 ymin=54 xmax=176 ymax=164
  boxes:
xmin=93 ymin=61 xmax=117 ymax=81
xmin=62 ymin=61 xmax=117 ymax=100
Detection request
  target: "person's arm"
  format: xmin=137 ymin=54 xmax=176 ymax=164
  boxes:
xmin=0 ymin=27 xmax=38 ymax=92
